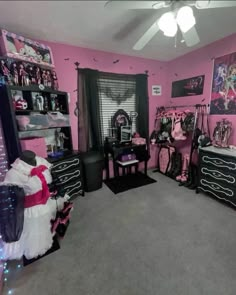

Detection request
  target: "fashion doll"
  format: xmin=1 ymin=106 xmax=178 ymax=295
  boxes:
xmin=10 ymin=62 xmax=19 ymax=85
xmin=27 ymin=65 xmax=36 ymax=84
xmin=19 ymin=63 xmax=29 ymax=86
xmin=42 ymin=69 xmax=47 ymax=86
xmin=0 ymin=60 xmax=10 ymax=83
xmin=35 ymin=66 xmax=42 ymax=85
xmin=46 ymin=70 xmax=52 ymax=87
xmin=52 ymin=70 xmax=59 ymax=90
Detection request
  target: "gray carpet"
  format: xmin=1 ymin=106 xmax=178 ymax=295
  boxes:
xmin=4 ymin=172 xmax=236 ymax=295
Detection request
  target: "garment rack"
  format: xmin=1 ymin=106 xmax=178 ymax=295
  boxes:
xmin=157 ymin=103 xmax=209 ymax=110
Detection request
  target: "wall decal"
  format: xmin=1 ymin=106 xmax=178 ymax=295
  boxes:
xmin=113 ymin=59 xmax=120 ymax=64
xmin=145 ymin=70 xmax=149 ymax=74
xmin=74 ymin=62 xmax=80 ymax=70
xmin=64 ymin=58 xmax=70 ymax=61
xmin=210 ymin=52 xmax=236 ymax=114
xmin=93 ymin=58 xmax=98 ymax=62
xmin=152 ymin=85 xmax=162 ymax=96
xmin=171 ymin=75 xmax=205 ymax=98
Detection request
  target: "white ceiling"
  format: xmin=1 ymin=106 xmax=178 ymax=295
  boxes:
xmin=0 ymin=1 xmax=236 ymax=61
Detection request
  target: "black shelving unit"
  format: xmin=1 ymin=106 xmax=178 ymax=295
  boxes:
xmin=0 ymin=84 xmax=72 ymax=164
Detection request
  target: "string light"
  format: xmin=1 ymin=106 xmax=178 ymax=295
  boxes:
xmin=0 ymin=118 xmax=11 ymax=295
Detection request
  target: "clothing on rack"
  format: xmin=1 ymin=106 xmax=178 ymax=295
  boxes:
xmin=2 ymin=156 xmax=66 ymax=260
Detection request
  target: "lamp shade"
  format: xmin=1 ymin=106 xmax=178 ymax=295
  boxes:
xmin=158 ymin=12 xmax=177 ymax=37
xmin=176 ymin=6 xmax=196 ymax=33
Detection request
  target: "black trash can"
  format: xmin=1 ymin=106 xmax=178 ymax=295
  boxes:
xmin=81 ymin=151 xmax=104 ymax=192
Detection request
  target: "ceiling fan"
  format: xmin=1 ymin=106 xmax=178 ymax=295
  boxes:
xmin=105 ymin=1 xmax=236 ymax=50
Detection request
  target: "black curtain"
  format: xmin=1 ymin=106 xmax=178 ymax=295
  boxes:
xmin=135 ymin=74 xmax=149 ymax=146
xmin=78 ymin=69 xmax=102 ymax=151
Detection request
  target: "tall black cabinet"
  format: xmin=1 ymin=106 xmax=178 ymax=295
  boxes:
xmin=0 ymin=84 xmax=72 ymax=164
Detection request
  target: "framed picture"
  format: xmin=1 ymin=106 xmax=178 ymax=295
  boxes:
xmin=210 ymin=52 xmax=236 ymax=114
xmin=152 ymin=85 xmax=162 ymax=96
xmin=0 ymin=29 xmax=55 ymax=68
xmin=171 ymin=75 xmax=205 ymax=98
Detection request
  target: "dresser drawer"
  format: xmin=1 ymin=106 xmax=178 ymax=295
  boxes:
xmin=198 ymin=147 xmax=236 ymax=207
xmin=64 ymin=180 xmax=82 ymax=199
xmin=198 ymin=179 xmax=236 ymax=207
xmin=53 ymin=168 xmax=81 ymax=186
xmin=200 ymin=152 xmax=236 ymax=173
xmin=51 ymin=157 xmax=80 ymax=175
xmin=200 ymin=167 xmax=236 ymax=186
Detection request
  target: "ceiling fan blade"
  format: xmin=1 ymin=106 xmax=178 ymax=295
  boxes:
xmin=105 ymin=1 xmax=166 ymax=10
xmin=182 ymin=26 xmax=200 ymax=47
xmin=195 ymin=0 xmax=236 ymax=9
xmin=133 ymin=20 xmax=160 ymax=50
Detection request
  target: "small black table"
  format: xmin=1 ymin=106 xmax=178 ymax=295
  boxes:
xmin=104 ymin=141 xmax=149 ymax=180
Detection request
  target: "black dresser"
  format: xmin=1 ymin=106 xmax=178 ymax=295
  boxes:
xmin=49 ymin=152 xmax=84 ymax=199
xmin=198 ymin=146 xmax=236 ymax=207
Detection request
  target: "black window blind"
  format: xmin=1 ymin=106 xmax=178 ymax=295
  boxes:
xmin=97 ymin=73 xmax=137 ymax=141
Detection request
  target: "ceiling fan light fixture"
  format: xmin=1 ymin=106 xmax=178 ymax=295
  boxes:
xmin=158 ymin=12 xmax=177 ymax=37
xmin=195 ymin=0 xmax=211 ymax=9
xmin=176 ymin=6 xmax=196 ymax=33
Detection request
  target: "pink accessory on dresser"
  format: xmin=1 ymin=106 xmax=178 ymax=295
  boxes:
xmin=132 ymin=137 xmax=146 ymax=145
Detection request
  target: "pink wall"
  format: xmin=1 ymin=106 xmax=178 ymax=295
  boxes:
xmin=43 ymin=41 xmax=168 ymax=167
xmin=166 ymin=33 xmax=236 ymax=144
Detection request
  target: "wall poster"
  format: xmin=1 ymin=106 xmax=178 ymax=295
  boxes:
xmin=171 ymin=75 xmax=205 ymax=98
xmin=210 ymin=52 xmax=236 ymax=114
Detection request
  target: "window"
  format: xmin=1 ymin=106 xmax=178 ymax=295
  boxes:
xmin=97 ymin=73 xmax=137 ymax=141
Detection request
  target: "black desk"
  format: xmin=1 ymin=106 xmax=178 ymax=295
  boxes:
xmin=104 ymin=142 xmax=149 ymax=180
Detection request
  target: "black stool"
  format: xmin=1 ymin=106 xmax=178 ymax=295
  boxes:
xmin=115 ymin=160 xmax=139 ymax=177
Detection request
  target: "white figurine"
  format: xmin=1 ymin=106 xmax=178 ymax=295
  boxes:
xmin=35 ymin=95 xmax=44 ymax=110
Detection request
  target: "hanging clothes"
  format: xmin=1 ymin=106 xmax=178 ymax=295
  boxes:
xmin=2 ymin=156 xmax=62 ymax=260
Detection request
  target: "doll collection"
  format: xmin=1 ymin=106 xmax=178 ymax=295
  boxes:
xmin=0 ymin=57 xmax=59 ymax=90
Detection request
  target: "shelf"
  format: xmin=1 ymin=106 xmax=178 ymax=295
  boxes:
xmin=18 ymin=126 xmax=71 ymax=132
xmin=6 ymin=84 xmax=67 ymax=95
xmin=15 ymin=110 xmax=69 ymax=115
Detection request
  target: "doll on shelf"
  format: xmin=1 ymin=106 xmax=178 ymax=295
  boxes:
xmin=10 ymin=62 xmax=19 ymax=85
xmin=44 ymin=96 xmax=49 ymax=111
xmin=0 ymin=60 xmax=11 ymax=84
xmin=59 ymin=132 xmax=68 ymax=150
xmin=52 ymin=70 xmax=59 ymax=90
xmin=46 ymin=70 xmax=52 ymax=87
xmin=27 ymin=65 xmax=36 ymax=85
xmin=19 ymin=63 xmax=29 ymax=86
xmin=55 ymin=98 xmax=61 ymax=111
xmin=42 ymin=69 xmax=47 ymax=86
xmin=35 ymin=66 xmax=41 ymax=85
xmin=55 ymin=128 xmax=68 ymax=150
xmin=35 ymin=94 xmax=44 ymax=111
